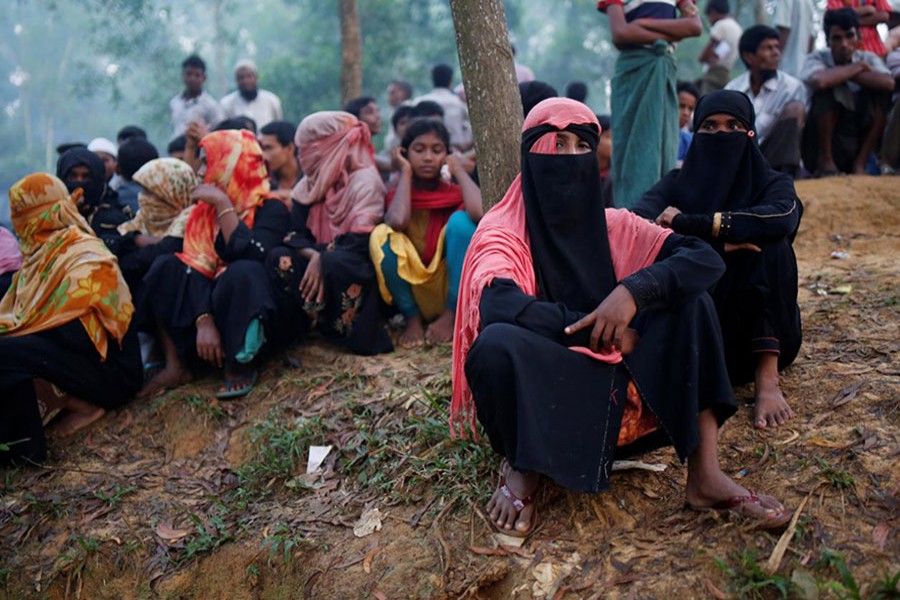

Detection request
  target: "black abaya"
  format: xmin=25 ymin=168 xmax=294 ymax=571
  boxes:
xmin=0 ymin=321 xmax=141 ymax=464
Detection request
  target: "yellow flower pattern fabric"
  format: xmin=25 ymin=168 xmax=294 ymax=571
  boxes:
xmin=0 ymin=173 xmax=134 ymax=360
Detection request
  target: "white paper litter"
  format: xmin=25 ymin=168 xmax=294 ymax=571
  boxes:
xmin=306 ymin=445 xmax=333 ymax=474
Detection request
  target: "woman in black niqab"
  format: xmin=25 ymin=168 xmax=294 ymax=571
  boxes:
xmin=633 ymin=90 xmax=803 ymax=431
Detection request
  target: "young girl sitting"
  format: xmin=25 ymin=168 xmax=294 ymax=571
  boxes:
xmin=370 ymin=119 xmax=482 ymax=347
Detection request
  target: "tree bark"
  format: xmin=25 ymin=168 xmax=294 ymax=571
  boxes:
xmin=339 ymin=0 xmax=363 ymax=106
xmin=450 ymin=0 xmax=523 ymax=210
xmin=755 ymin=0 xmax=768 ymax=24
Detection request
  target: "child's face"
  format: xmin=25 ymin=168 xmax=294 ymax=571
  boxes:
xmin=678 ymin=92 xmax=697 ymax=129
xmin=406 ymin=131 xmax=447 ymax=180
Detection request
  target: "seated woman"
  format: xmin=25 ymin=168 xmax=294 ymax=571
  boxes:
xmin=453 ymin=98 xmax=792 ymax=536
xmin=140 ymin=129 xmax=289 ymax=399
xmin=0 ymin=226 xmax=22 ymax=296
xmin=111 ymin=157 xmax=197 ymax=293
xmin=56 ymin=148 xmax=130 ymax=243
xmin=267 ymin=112 xmax=393 ymax=355
xmin=370 ymin=119 xmax=482 ymax=347
xmin=0 ymin=174 xmax=141 ymax=464
xmin=633 ymin=90 xmax=802 ymax=430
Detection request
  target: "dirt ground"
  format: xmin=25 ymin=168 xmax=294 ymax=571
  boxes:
xmin=1 ymin=176 xmax=898 ymax=599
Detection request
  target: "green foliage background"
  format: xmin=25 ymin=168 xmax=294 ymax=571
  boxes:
xmin=0 ymin=0 xmax=818 ymax=224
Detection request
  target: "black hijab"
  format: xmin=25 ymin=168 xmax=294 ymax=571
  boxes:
xmin=521 ymin=122 xmax=617 ymax=312
xmin=56 ymin=148 xmax=107 ymax=207
xmin=674 ymin=90 xmax=791 ymax=214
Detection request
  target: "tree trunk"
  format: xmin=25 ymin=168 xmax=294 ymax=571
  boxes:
xmin=339 ymin=0 xmax=363 ymax=106
xmin=450 ymin=0 xmax=523 ymax=210
xmin=213 ymin=0 xmax=226 ymax=97
xmin=755 ymin=0 xmax=768 ymax=24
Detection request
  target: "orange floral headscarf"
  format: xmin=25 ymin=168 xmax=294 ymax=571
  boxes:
xmin=118 ymin=157 xmax=197 ymax=238
xmin=176 ymin=129 xmax=271 ymax=278
xmin=0 ymin=173 xmax=134 ymax=360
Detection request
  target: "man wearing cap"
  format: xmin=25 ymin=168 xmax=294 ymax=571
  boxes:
xmin=220 ymin=60 xmax=283 ymax=130
xmin=87 ymin=138 xmax=118 ymax=184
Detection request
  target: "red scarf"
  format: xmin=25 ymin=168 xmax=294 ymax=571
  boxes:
xmin=385 ymin=180 xmax=463 ymax=264
xmin=177 ymin=130 xmax=271 ymax=278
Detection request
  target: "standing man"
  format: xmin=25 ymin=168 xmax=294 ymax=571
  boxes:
xmin=698 ymin=0 xmax=744 ymax=95
xmin=801 ymin=9 xmax=895 ymax=176
xmin=773 ymin=0 xmax=817 ymax=78
xmin=220 ymin=59 xmax=283 ymax=130
xmin=597 ymin=0 xmax=702 ymax=209
xmin=726 ymin=26 xmax=808 ymax=177
xmin=169 ymin=55 xmax=224 ymax=136
xmin=415 ymin=64 xmax=474 ymax=151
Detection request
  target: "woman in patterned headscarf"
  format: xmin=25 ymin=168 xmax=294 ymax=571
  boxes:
xmin=140 ymin=129 xmax=289 ymax=399
xmin=110 ymin=157 xmax=198 ymax=292
xmin=0 ymin=174 xmax=141 ymax=464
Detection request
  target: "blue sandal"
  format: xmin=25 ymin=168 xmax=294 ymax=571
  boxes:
xmin=216 ymin=370 xmax=258 ymax=399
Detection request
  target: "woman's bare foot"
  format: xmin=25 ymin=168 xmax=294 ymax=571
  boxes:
xmin=138 ymin=364 xmax=192 ymax=399
xmin=754 ymin=353 xmax=793 ymax=429
xmin=424 ymin=309 xmax=455 ymax=345
xmin=685 ymin=465 xmax=790 ymax=527
xmin=487 ymin=459 xmax=540 ymax=535
xmin=398 ymin=314 xmax=426 ymax=348
xmin=45 ymin=397 xmax=106 ymax=438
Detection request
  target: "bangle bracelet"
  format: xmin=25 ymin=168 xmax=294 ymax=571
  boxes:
xmin=195 ymin=313 xmax=212 ymax=327
xmin=217 ymin=207 xmax=236 ymax=219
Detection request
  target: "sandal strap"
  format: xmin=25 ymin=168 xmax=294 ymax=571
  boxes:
xmin=499 ymin=475 xmax=531 ymax=511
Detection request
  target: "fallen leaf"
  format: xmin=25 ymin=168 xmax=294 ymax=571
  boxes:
xmin=363 ymin=545 xmax=381 ymax=574
xmin=873 ymin=523 xmax=892 ymax=551
xmin=611 ymin=460 xmax=666 ymax=472
xmin=155 ymin=522 xmax=190 ymax=542
xmin=371 ymin=588 xmax=389 ymax=600
xmin=471 ymin=546 xmax=508 ymax=556
xmin=492 ymin=532 xmax=525 ymax=548
xmin=791 ymin=568 xmax=820 ymax=600
xmin=775 ymin=430 xmax=800 ymax=445
xmin=704 ymin=578 xmax=728 ymax=600
xmin=807 ymin=437 xmax=851 ymax=449
xmin=831 ymin=381 xmax=863 ymax=407
xmin=353 ymin=507 xmax=383 ymax=538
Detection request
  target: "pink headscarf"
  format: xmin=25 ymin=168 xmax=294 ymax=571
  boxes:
xmin=0 ymin=227 xmax=23 ymax=276
xmin=291 ymin=111 xmax=385 ymax=244
xmin=450 ymin=98 xmax=673 ymax=437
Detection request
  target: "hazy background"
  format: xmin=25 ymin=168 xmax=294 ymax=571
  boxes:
xmin=1 ymin=0 xmax=831 ymax=223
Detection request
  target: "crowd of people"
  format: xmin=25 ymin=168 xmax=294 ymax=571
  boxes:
xmin=2 ymin=0 xmax=898 ymax=538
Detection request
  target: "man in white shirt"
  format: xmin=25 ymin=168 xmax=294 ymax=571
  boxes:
xmin=699 ymin=0 xmax=744 ymax=94
xmin=169 ymin=55 xmax=224 ymax=136
xmin=415 ymin=64 xmax=474 ymax=151
xmin=773 ymin=0 xmax=817 ymax=78
xmin=726 ymin=26 xmax=808 ymax=177
xmin=220 ymin=60 xmax=283 ymax=130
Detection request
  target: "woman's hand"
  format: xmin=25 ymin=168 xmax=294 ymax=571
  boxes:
xmin=299 ymin=251 xmax=326 ymax=305
xmin=196 ymin=316 xmax=224 ymax=368
xmin=191 ymin=184 xmax=230 ymax=209
xmin=564 ymin=285 xmax=638 ymax=353
xmin=392 ymin=147 xmax=412 ymax=176
xmin=656 ymin=206 xmax=682 ymax=229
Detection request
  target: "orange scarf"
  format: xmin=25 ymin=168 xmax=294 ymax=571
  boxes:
xmin=177 ymin=129 xmax=271 ymax=278
xmin=0 ymin=174 xmax=133 ymax=360
xmin=450 ymin=99 xmax=672 ymax=437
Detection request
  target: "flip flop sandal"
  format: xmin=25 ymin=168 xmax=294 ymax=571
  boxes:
xmin=143 ymin=361 xmax=164 ymax=382
xmin=491 ymin=474 xmax=537 ymax=538
xmin=216 ymin=370 xmax=259 ymax=400
xmin=687 ymin=490 xmax=793 ymax=530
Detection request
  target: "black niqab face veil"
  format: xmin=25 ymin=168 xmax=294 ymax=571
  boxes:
xmin=521 ymin=123 xmax=618 ymax=313
xmin=675 ymin=89 xmax=778 ymax=214
xmin=56 ymin=148 xmax=107 ymax=207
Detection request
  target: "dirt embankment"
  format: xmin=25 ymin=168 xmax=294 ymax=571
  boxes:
xmin=1 ymin=176 xmax=898 ymax=599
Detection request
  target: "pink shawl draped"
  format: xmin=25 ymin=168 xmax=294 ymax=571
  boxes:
xmin=291 ymin=111 xmax=385 ymax=244
xmin=0 ymin=227 xmax=23 ymax=276
xmin=450 ymin=98 xmax=673 ymax=437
